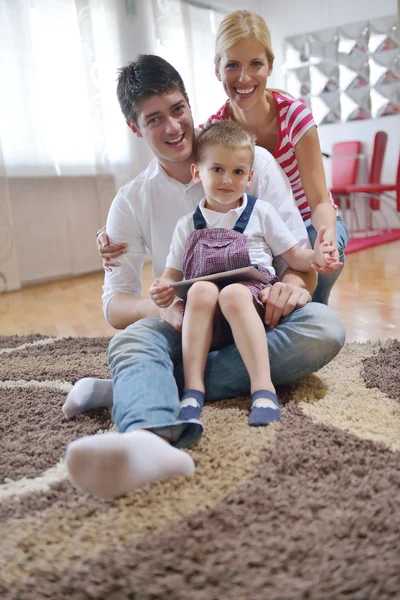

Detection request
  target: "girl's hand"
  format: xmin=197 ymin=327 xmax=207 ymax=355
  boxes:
xmin=149 ymin=279 xmax=175 ymax=308
xmin=312 ymin=226 xmax=343 ymax=274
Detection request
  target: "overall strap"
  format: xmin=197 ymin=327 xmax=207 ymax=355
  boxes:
xmin=192 ymin=195 xmax=257 ymax=231
xmin=233 ymin=195 xmax=257 ymax=233
xmin=192 ymin=205 xmax=207 ymax=230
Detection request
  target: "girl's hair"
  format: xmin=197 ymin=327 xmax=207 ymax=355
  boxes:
xmin=214 ymin=10 xmax=275 ymax=71
xmin=194 ymin=120 xmax=256 ymax=166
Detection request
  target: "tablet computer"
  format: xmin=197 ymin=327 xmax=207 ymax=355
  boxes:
xmin=170 ymin=266 xmax=271 ymax=300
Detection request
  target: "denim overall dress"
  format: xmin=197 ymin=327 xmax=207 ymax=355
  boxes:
xmin=182 ymin=195 xmax=278 ymax=348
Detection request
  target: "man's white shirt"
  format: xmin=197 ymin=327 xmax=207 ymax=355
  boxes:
xmin=103 ymin=145 xmax=310 ymax=321
xmin=165 ymin=194 xmax=298 ymax=275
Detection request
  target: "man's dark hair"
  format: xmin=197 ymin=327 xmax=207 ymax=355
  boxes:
xmin=116 ymin=54 xmax=189 ymax=125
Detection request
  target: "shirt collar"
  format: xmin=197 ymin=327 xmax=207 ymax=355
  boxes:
xmin=184 ymin=178 xmax=199 ymax=192
xmin=147 ymin=158 xmax=162 ymax=181
xmin=148 ymin=127 xmax=203 ymax=187
xmin=198 ymin=193 xmax=248 ymax=225
xmin=149 ymin=158 xmax=199 ymax=193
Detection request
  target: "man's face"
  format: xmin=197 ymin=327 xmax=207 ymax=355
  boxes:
xmin=131 ymin=90 xmax=195 ymax=169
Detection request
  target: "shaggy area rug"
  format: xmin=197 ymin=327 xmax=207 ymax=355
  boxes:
xmin=1 ymin=335 xmax=399 ymax=600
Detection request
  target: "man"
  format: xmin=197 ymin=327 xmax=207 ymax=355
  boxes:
xmin=65 ymin=55 xmax=345 ymax=499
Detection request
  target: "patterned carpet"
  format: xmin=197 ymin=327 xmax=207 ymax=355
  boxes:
xmin=1 ymin=335 xmax=399 ymax=599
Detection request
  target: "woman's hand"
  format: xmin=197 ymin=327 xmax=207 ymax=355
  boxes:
xmin=295 ymin=128 xmax=342 ymax=274
xmin=149 ymin=279 xmax=175 ymax=308
xmin=96 ymin=227 xmax=127 ymax=272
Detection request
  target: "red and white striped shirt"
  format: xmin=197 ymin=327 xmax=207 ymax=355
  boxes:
xmin=202 ymin=92 xmax=335 ymax=222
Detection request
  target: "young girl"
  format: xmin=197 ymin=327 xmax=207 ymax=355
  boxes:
xmin=205 ymin=9 xmax=349 ymax=305
xmin=149 ymin=121 xmax=341 ymax=427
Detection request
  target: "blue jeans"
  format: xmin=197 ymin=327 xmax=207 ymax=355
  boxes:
xmin=307 ymin=215 xmax=349 ymax=305
xmin=109 ymin=302 xmax=345 ymax=448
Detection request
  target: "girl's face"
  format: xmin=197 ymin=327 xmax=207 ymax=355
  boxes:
xmin=216 ymin=38 xmax=272 ymax=111
xmin=191 ymin=144 xmax=253 ymax=213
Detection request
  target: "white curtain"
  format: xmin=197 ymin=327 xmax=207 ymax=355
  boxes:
xmin=0 ymin=0 xmax=134 ymax=290
xmin=0 ymin=0 xmax=226 ymax=291
xmin=152 ymin=0 xmax=226 ymax=127
xmin=0 ymin=0 xmax=124 ymax=177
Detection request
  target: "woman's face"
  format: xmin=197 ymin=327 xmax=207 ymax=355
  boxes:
xmin=216 ymin=38 xmax=272 ymax=110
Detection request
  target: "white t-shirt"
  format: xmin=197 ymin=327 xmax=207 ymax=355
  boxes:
xmin=102 ymin=145 xmax=310 ymax=322
xmin=166 ymin=194 xmax=297 ymax=276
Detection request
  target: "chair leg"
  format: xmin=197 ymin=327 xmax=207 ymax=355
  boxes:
xmin=365 ymin=195 xmax=372 ymax=234
xmin=349 ymin=194 xmax=361 ymax=234
xmin=379 ymin=193 xmax=396 ymax=233
xmin=346 ymin=194 xmax=355 ymax=233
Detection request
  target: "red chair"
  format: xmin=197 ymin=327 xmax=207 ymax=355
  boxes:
xmin=329 ymin=140 xmax=363 ymax=226
xmin=330 ymin=132 xmax=389 ymax=232
xmin=346 ymin=131 xmax=387 ymax=210
xmin=347 ymin=150 xmax=400 ymax=231
xmin=367 ymin=131 xmax=387 ymax=210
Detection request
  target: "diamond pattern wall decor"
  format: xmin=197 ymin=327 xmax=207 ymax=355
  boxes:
xmin=283 ymin=15 xmax=399 ymax=124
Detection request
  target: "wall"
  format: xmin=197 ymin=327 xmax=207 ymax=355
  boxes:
xmin=260 ymin=0 xmax=398 ymax=83
xmin=0 ymin=171 xmax=20 ymax=292
xmin=5 ymin=0 xmax=157 ymax=289
xmin=193 ymin=0 xmax=261 ymax=12
xmin=9 ymin=175 xmax=115 ymax=286
xmin=260 ymin=0 xmax=399 ymax=179
xmin=258 ymin=0 xmax=399 ymax=228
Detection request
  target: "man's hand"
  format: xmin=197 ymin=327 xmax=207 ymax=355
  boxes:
xmin=149 ymin=279 xmax=175 ymax=308
xmin=259 ymin=282 xmax=312 ymax=328
xmin=96 ymin=227 xmax=127 ymax=272
xmin=311 ymin=226 xmax=343 ymax=274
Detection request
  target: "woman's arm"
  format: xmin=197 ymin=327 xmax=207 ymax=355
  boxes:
xmin=295 ymin=127 xmax=337 ymax=247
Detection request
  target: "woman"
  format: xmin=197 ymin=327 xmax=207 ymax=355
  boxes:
xmin=100 ymin=9 xmax=348 ymax=304
xmin=203 ymin=9 xmax=348 ymax=304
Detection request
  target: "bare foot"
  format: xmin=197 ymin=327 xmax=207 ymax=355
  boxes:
xmin=160 ymin=299 xmax=184 ymax=333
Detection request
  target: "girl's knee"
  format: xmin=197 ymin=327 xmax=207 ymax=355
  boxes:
xmin=187 ymin=281 xmax=219 ymax=307
xmin=218 ymin=284 xmax=252 ymax=313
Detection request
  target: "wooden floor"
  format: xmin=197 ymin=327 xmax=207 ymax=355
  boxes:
xmin=1 ymin=241 xmax=399 ymax=342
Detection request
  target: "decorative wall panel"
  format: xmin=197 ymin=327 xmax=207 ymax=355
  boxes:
xmin=283 ymin=15 xmax=399 ymax=125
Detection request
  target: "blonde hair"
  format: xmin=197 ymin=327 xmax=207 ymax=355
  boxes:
xmin=214 ymin=10 xmax=275 ymax=71
xmin=194 ymin=121 xmax=256 ymax=166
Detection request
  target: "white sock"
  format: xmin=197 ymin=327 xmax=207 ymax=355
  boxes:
xmin=62 ymin=378 xmax=114 ymax=418
xmin=65 ymin=430 xmax=195 ymax=499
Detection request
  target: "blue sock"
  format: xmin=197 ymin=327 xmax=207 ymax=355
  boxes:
xmin=179 ymin=389 xmax=204 ymax=421
xmin=248 ymin=390 xmax=281 ymax=427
